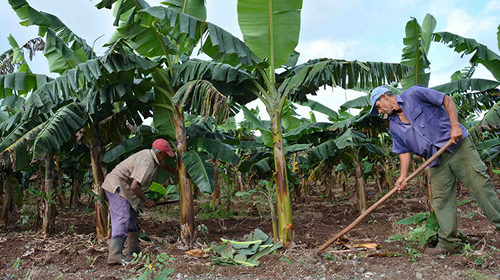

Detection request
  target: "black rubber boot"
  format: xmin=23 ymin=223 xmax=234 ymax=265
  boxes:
xmin=107 ymin=238 xmax=132 ymax=265
xmin=125 ymin=232 xmax=142 ymax=256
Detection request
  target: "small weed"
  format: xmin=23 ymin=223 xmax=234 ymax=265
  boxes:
xmin=465 ymin=211 xmax=480 ymax=220
xmin=299 ymin=257 xmax=306 ymax=264
xmin=197 ymin=224 xmax=209 ymax=235
xmin=323 ymin=253 xmax=337 ymax=262
xmin=386 ymin=234 xmax=404 ymax=243
xmin=279 ymin=256 xmax=292 ymax=264
xmin=68 ymin=224 xmax=76 ymax=234
xmin=462 ymin=244 xmax=491 ymax=266
xmin=403 ymin=246 xmax=422 ymax=262
xmin=132 ymin=252 xmax=176 ymax=279
xmin=12 ymin=257 xmax=23 ymax=270
xmin=197 ymin=207 xmax=237 ymax=220
xmin=368 ymin=219 xmax=378 ymax=225
xmin=490 ymin=246 xmax=500 ymax=252
xmin=461 ymin=269 xmax=490 ymax=280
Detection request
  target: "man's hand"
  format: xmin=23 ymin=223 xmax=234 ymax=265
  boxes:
xmin=395 ymin=176 xmax=408 ymax=191
xmin=144 ymin=199 xmax=155 ymax=208
xmin=450 ymin=124 xmax=462 ymax=144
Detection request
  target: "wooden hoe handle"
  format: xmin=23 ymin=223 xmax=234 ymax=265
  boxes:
xmin=315 ymin=139 xmax=454 ymax=257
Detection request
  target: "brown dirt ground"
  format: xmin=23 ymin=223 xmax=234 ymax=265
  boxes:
xmin=1 ymin=175 xmax=500 ymax=280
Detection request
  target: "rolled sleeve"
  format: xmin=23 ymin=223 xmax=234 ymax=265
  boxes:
xmin=130 ymin=159 xmax=156 ymax=186
xmin=391 ymin=129 xmax=410 ymax=154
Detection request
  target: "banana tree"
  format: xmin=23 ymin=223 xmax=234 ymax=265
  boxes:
xmin=95 ymin=0 xmax=262 ymax=243
xmin=234 ymin=0 xmax=412 ymax=244
xmin=4 ymin=0 xmax=162 ymax=238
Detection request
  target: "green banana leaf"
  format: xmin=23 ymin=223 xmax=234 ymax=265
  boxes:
xmin=237 ymin=0 xmax=302 ymax=74
xmin=181 ymin=150 xmax=214 ymax=194
xmin=283 ymin=122 xmax=331 ymax=140
xmin=95 ymin=0 xmax=150 ymax=25
xmin=201 ymin=138 xmax=240 ymax=165
xmin=310 ymin=139 xmax=337 ymax=161
xmin=30 ymin=103 xmax=87 ymax=157
xmin=431 ymin=78 xmax=500 ymax=94
xmin=283 ymin=143 xmax=311 ymax=154
xmin=0 ymin=73 xmax=49 ymax=97
xmin=433 ymin=31 xmax=500 ymax=81
xmin=400 ymin=17 xmax=431 ymax=89
xmin=279 ymin=59 xmax=412 ymax=101
xmin=421 ymin=14 xmax=437 ymax=55
xmin=334 ymin=128 xmax=367 ymax=150
xmin=469 ymin=101 xmax=500 ymax=140
xmin=301 ymin=99 xmax=339 ymax=120
xmin=162 ymin=0 xmax=206 ymax=20
xmin=102 ymin=135 xmax=143 ymax=163
xmin=340 ymin=95 xmax=370 ymax=110
xmin=0 ymin=119 xmax=42 ymax=152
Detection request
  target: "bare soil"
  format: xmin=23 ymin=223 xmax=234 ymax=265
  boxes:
xmin=1 ymin=176 xmax=500 ymax=280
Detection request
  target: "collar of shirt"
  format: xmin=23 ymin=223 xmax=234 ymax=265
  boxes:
xmin=150 ymin=149 xmax=160 ymax=165
xmin=388 ymin=95 xmax=405 ymax=123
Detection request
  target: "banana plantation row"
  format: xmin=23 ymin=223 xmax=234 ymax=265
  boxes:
xmin=0 ymin=0 xmax=499 ymax=247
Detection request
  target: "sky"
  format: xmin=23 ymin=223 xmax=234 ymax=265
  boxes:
xmin=0 ymin=0 xmax=499 ymax=123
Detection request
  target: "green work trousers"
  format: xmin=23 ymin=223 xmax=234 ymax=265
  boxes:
xmin=429 ymin=137 xmax=500 ymax=250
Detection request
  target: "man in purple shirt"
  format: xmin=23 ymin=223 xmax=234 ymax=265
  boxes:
xmin=370 ymin=85 xmax=500 ymax=255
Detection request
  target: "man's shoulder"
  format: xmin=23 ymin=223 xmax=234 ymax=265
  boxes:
xmin=403 ymin=85 xmax=429 ymax=94
xmin=129 ymin=149 xmax=155 ymax=162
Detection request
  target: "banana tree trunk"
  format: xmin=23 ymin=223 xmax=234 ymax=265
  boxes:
xmin=384 ymin=162 xmax=394 ymax=189
xmin=326 ymin=171 xmax=336 ymax=202
xmin=89 ymin=141 xmax=109 ymax=240
xmin=43 ymin=153 xmax=56 ymax=238
xmin=376 ymin=164 xmax=383 ymax=192
xmin=174 ymin=107 xmax=195 ymax=244
xmin=71 ymin=177 xmax=81 ymax=206
xmin=212 ymin=160 xmax=221 ymax=210
xmin=270 ymin=115 xmax=294 ymax=246
xmin=1 ymin=176 xmax=13 ymax=231
xmin=237 ymin=171 xmax=244 ymax=192
xmin=354 ymin=163 xmax=367 ymax=213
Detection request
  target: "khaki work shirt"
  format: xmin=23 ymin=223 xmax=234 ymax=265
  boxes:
xmin=102 ymin=149 xmax=159 ymax=210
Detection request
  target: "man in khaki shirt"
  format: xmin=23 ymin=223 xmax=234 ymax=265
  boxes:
xmin=103 ymin=139 xmax=175 ymax=265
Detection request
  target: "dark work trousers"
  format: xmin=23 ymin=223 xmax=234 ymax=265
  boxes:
xmin=430 ymin=137 xmax=500 ymax=249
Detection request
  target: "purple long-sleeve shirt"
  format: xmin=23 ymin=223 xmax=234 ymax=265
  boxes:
xmin=389 ymin=85 xmax=469 ymax=167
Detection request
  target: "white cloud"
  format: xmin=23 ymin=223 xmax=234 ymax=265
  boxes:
xmin=442 ymin=9 xmax=475 ymax=35
xmin=297 ymin=39 xmax=358 ymax=62
xmin=485 ymin=0 xmax=500 ymax=11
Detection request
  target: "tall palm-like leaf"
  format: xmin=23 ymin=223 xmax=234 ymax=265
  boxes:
xmin=9 ymin=0 xmax=94 ymax=74
xmin=400 ymin=15 xmax=434 ymax=89
xmin=237 ymin=0 xmax=301 ymax=82
xmin=432 ymin=31 xmax=500 ymax=81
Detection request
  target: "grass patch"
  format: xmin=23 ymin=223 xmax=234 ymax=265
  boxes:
xmin=461 ymin=269 xmax=490 ymax=280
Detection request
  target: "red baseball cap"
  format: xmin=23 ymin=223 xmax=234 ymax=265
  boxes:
xmin=152 ymin=139 xmax=175 ymax=157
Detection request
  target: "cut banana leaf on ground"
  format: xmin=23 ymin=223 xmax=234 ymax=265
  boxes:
xmin=211 ymin=229 xmax=283 ymax=267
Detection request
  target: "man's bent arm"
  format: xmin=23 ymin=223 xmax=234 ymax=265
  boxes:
xmin=160 ymin=162 xmax=176 ymax=174
xmin=443 ymin=95 xmax=462 ymax=143
xmin=131 ymin=179 xmax=154 ymax=208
